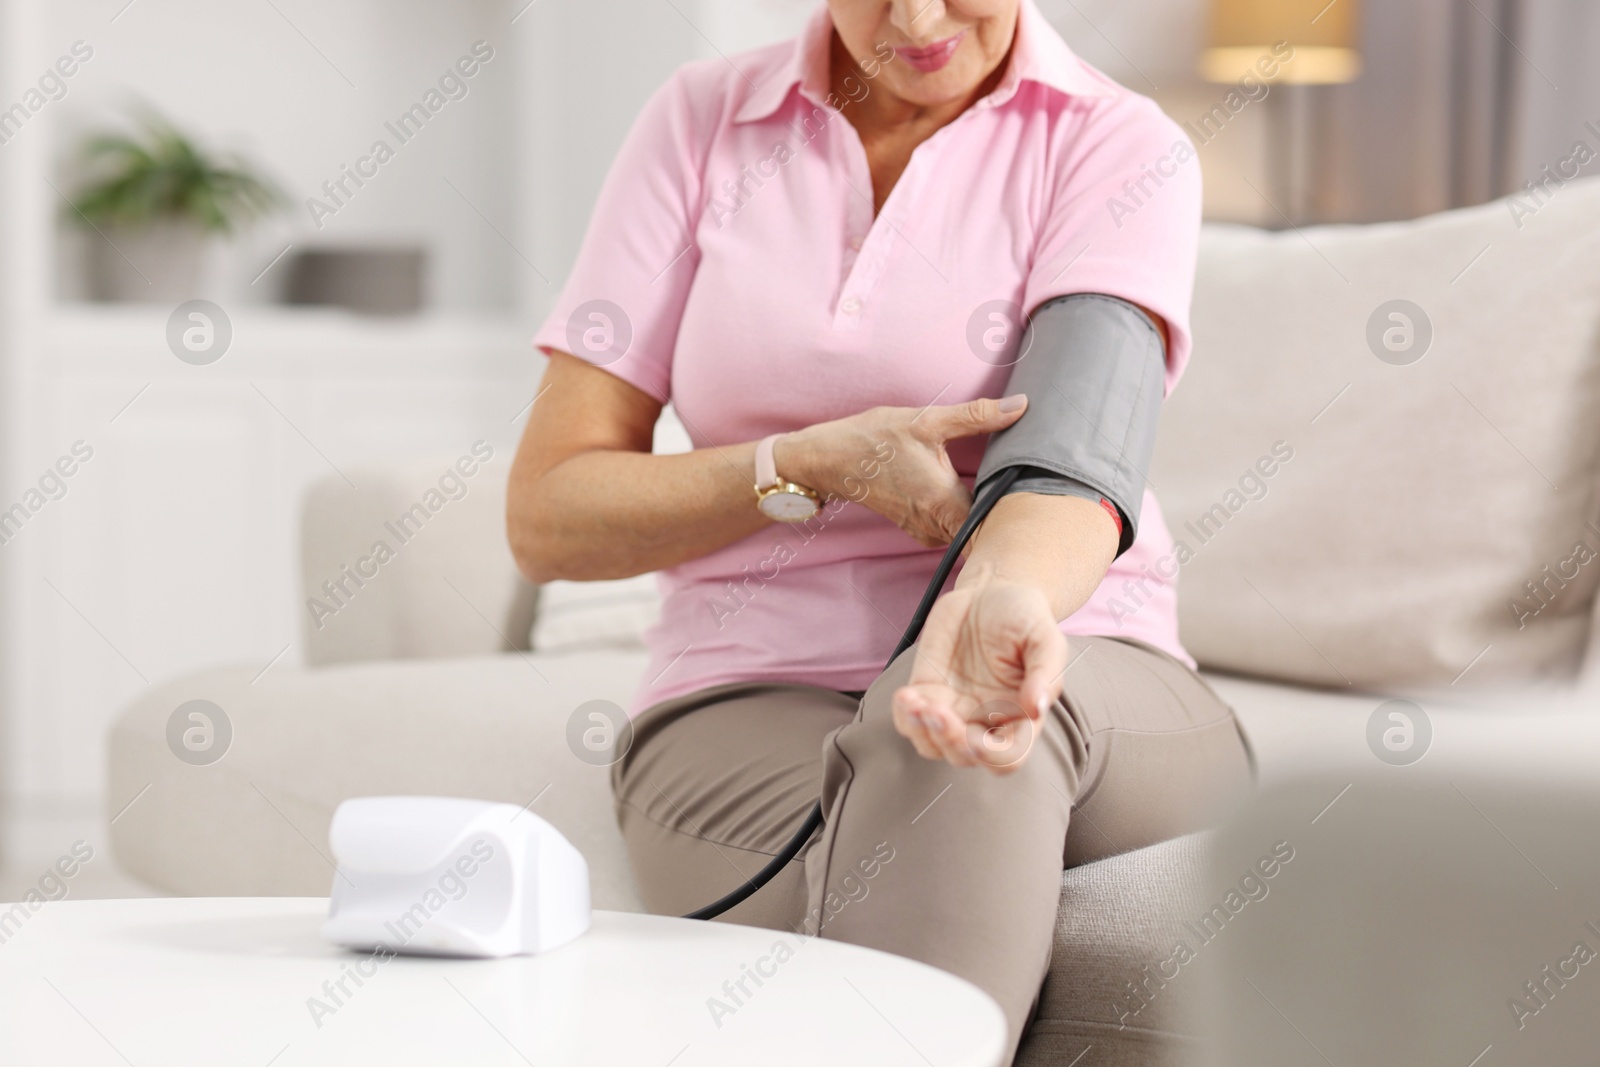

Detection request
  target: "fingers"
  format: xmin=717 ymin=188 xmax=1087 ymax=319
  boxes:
xmin=869 ymin=396 xmax=1014 ymax=545
xmin=920 ymin=394 xmax=1027 ymax=442
xmin=897 ymin=686 xmax=1038 ymax=774
xmin=966 ymin=716 xmax=1034 ymax=776
xmin=1018 ymin=629 xmax=1072 ymax=721
xmin=891 ymin=689 xmax=942 ymax=761
xmin=903 ymin=598 xmax=963 ymax=690
xmin=967 ymin=627 xmax=1066 ymax=776
xmin=895 ymin=582 xmax=1065 ymax=774
xmin=893 ymin=685 xmax=979 ymax=768
xmin=920 ymin=700 xmax=980 ymax=768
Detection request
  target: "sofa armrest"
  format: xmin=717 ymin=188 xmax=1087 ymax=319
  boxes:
xmin=299 ymin=449 xmax=536 ymax=666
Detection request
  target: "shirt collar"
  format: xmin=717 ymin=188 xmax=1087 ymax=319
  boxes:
xmin=733 ymin=0 xmax=1112 ymax=126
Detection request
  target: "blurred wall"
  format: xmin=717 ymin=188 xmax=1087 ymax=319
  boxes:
xmin=518 ymin=0 xmax=699 ymax=326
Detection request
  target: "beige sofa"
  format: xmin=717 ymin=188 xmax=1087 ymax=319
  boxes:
xmin=109 ymin=182 xmax=1600 ymax=1066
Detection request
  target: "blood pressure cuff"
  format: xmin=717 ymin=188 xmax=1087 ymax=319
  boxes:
xmin=974 ymin=293 xmax=1166 ymax=558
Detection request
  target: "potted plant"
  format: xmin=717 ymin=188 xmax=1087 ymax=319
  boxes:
xmin=66 ymin=112 xmax=284 ymax=302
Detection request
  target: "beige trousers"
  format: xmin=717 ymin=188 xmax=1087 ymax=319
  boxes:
xmin=611 ymin=637 xmax=1253 ymax=1065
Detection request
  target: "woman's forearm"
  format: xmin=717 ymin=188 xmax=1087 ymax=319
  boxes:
xmin=957 ymin=492 xmax=1118 ymax=620
xmin=509 ymin=354 xmax=1035 ymax=583
xmin=509 ymin=442 xmax=769 ymax=583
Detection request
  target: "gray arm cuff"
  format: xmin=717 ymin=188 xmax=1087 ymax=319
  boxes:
xmin=974 ymin=293 xmax=1165 ymax=556
xmin=1006 ymin=467 xmax=1106 ymax=504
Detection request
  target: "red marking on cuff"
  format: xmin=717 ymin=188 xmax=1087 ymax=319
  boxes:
xmin=1098 ymin=497 xmax=1123 ymax=536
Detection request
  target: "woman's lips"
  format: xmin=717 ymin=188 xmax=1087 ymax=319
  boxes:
xmin=895 ymin=31 xmax=965 ymax=73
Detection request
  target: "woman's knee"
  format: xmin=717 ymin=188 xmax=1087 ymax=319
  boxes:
xmin=830 ymin=689 xmax=942 ymax=786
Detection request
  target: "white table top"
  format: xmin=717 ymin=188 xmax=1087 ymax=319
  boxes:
xmin=0 ymin=898 xmax=1006 ymax=1067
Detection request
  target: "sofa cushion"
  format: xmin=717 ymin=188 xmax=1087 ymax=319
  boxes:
xmin=1156 ymin=180 xmax=1600 ymax=689
xmin=1016 ymin=833 xmax=1210 ymax=1067
xmin=530 ymin=574 xmax=660 ymax=653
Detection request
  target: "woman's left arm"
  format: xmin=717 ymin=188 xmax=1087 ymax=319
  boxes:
xmin=891 ymin=492 xmax=1117 ymax=773
xmin=961 ymin=492 xmax=1119 ymax=618
xmin=893 ymin=311 xmax=1169 ymax=774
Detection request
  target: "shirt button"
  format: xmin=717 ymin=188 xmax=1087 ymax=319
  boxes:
xmin=841 ymin=296 xmax=862 ymax=314
xmin=849 ymin=236 xmax=863 ymax=251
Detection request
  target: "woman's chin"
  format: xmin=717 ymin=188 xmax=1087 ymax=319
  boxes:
xmin=881 ymin=64 xmax=992 ymax=109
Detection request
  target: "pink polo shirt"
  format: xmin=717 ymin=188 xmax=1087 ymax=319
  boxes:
xmin=534 ymin=0 xmax=1202 ymax=713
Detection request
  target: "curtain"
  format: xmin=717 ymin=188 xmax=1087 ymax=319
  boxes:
xmin=1311 ymin=0 xmax=1600 ymax=223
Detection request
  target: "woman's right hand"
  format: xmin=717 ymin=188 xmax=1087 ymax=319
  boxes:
xmin=778 ymin=394 xmax=1028 ymax=547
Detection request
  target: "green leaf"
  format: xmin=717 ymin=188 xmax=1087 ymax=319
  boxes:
xmin=64 ymin=111 xmax=286 ymax=233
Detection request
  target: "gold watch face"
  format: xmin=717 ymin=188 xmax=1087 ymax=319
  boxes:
xmin=758 ymin=489 xmax=820 ymax=522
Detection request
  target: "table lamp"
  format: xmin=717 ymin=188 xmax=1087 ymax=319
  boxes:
xmin=1201 ymin=0 xmax=1362 ymax=223
xmin=1202 ymin=0 xmax=1362 ymax=84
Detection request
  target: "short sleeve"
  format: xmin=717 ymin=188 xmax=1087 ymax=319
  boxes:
xmin=1024 ymin=95 xmax=1202 ymax=396
xmin=532 ymin=70 xmax=708 ymax=403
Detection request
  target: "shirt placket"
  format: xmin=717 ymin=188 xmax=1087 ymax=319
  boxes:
xmin=832 ymin=123 xmax=951 ymax=332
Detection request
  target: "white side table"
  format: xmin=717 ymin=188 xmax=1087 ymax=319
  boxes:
xmin=0 ymin=898 xmax=1006 ymax=1066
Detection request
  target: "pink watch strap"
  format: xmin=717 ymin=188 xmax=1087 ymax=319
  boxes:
xmin=755 ymin=433 xmax=783 ymax=489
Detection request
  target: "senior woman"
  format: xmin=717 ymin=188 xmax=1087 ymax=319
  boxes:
xmin=510 ymin=0 xmax=1250 ymax=1058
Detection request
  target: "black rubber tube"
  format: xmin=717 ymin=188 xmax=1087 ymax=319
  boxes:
xmin=683 ymin=466 xmax=1023 ymax=920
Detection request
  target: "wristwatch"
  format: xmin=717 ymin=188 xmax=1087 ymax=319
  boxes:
xmin=754 ymin=433 xmax=822 ymax=522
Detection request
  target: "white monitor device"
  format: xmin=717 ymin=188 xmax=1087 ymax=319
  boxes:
xmin=321 ymin=796 xmax=591 ymax=958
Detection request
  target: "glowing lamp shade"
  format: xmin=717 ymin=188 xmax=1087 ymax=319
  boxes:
xmin=1202 ymin=0 xmax=1362 ymax=84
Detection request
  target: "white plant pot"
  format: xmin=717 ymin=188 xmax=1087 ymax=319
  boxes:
xmin=86 ymin=221 xmax=211 ymax=303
